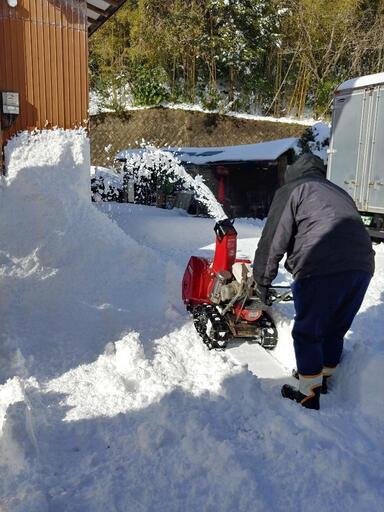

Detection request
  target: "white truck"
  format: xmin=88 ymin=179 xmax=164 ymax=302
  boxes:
xmin=327 ymin=72 xmax=384 ymax=242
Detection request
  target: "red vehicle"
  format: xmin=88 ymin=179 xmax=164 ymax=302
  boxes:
xmin=182 ymin=219 xmax=291 ymax=349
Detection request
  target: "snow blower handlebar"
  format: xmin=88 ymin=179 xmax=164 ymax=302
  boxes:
xmin=248 ymin=282 xmax=293 ymax=308
xmin=268 ymin=286 xmax=293 ymax=303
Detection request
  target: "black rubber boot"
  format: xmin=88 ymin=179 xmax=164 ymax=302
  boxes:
xmin=283 ymin=372 xmax=323 ymax=409
xmin=281 ymin=384 xmax=321 ymax=410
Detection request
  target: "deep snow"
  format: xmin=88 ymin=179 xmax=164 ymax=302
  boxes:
xmin=0 ymin=130 xmax=383 ymax=512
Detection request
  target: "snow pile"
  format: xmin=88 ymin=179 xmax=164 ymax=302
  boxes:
xmin=0 ymin=130 xmax=162 ymax=382
xmin=0 ymin=130 xmax=383 ymax=511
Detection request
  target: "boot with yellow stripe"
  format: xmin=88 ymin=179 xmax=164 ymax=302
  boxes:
xmin=292 ymin=365 xmax=337 ymax=394
xmin=281 ymin=373 xmax=323 ymax=410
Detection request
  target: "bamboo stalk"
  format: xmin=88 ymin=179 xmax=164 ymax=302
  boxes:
xmin=273 ymin=50 xmax=282 ymax=117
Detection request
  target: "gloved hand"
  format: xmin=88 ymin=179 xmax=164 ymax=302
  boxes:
xmin=254 ymin=283 xmax=272 ymax=306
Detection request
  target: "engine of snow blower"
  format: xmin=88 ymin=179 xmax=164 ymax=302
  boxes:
xmin=182 ymin=218 xmax=291 ymax=350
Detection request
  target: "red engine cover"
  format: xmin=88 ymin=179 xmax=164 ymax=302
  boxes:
xmin=233 ymin=304 xmax=263 ymax=322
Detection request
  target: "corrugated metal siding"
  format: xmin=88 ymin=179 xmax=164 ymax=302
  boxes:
xmin=0 ymin=0 xmax=88 ymax=141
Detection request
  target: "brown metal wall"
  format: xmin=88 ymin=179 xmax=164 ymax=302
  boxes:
xmin=0 ymin=0 xmax=88 ymax=142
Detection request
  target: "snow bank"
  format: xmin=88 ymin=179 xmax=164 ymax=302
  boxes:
xmin=0 ymin=130 xmax=241 ymax=510
xmin=0 ymin=130 xmax=383 ymax=511
xmin=0 ymin=130 xmax=162 ymax=382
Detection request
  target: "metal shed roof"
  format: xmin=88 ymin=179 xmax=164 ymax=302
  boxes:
xmin=87 ymin=0 xmax=127 ymax=36
xmin=116 ymin=138 xmax=298 ymax=166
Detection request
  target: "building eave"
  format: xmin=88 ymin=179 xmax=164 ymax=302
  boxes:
xmin=87 ymin=0 xmax=128 ymax=36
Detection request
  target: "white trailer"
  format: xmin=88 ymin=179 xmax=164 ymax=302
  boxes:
xmin=327 ymin=72 xmax=384 ymax=241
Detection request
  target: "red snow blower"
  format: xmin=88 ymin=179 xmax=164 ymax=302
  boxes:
xmin=182 ymin=219 xmax=292 ymax=350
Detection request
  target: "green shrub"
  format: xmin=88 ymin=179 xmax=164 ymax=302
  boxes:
xmin=199 ymin=88 xmax=222 ymax=111
xmin=130 ymin=66 xmax=169 ymax=106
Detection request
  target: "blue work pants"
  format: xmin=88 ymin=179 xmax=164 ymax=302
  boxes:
xmin=291 ymin=270 xmax=371 ymax=375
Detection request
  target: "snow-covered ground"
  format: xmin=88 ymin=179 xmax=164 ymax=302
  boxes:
xmin=0 ymin=130 xmax=383 ymax=511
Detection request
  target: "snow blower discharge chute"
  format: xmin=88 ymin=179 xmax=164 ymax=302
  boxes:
xmin=182 ymin=219 xmax=292 ymax=350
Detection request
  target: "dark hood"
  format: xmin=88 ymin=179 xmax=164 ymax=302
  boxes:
xmin=285 ymin=153 xmax=326 ymax=183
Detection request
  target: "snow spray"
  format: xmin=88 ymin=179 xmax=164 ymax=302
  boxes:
xmin=122 ymin=145 xmax=227 ymax=221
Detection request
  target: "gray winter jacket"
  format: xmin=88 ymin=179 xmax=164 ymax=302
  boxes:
xmin=253 ymin=153 xmax=375 ymax=286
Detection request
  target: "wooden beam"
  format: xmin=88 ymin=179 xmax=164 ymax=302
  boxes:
xmin=86 ymin=3 xmax=109 ymax=17
xmin=89 ymin=0 xmax=128 ymax=36
xmin=102 ymin=0 xmax=121 ymax=8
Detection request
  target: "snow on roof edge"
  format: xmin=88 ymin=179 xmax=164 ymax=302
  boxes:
xmin=337 ymin=73 xmax=384 ymax=92
xmin=116 ymin=137 xmax=298 ymax=165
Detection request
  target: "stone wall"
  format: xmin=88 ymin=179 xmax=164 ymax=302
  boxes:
xmin=90 ymin=108 xmax=306 ymax=167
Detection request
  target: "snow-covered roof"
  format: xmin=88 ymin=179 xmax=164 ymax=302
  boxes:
xmin=116 ymin=138 xmax=298 ymax=166
xmin=337 ymin=72 xmax=384 ymax=92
